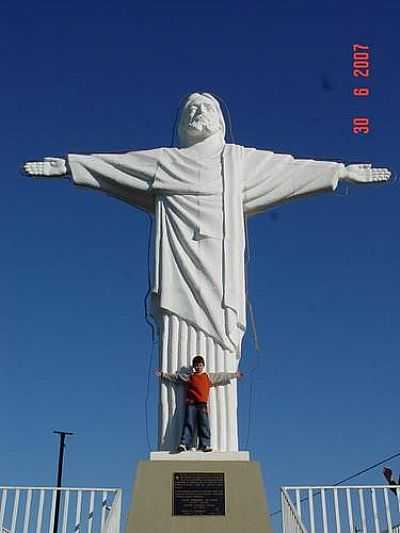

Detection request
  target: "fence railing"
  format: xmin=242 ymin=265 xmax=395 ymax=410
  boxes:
xmin=281 ymin=487 xmax=308 ymax=533
xmin=0 ymin=487 xmax=121 ymax=533
xmin=282 ymin=485 xmax=400 ymax=533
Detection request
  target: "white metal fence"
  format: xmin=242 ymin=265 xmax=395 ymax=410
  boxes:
xmin=0 ymin=487 xmax=121 ymax=533
xmin=282 ymin=486 xmax=400 ymax=533
xmin=281 ymin=487 xmax=308 ymax=533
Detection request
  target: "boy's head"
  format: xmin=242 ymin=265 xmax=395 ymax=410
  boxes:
xmin=192 ymin=355 xmax=205 ymax=373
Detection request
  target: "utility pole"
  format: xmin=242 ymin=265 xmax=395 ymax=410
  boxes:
xmin=53 ymin=431 xmax=74 ymax=533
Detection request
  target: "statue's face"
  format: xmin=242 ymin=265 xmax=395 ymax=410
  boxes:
xmin=179 ymin=95 xmax=222 ymax=144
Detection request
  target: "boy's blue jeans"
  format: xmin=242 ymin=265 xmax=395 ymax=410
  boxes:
xmin=180 ymin=402 xmax=210 ymax=449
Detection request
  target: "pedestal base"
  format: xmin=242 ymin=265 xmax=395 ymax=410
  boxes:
xmin=126 ymin=459 xmax=273 ymax=533
xmin=150 ymin=450 xmax=250 ymax=461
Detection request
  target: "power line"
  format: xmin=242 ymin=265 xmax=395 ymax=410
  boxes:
xmin=270 ymin=450 xmax=400 ymax=517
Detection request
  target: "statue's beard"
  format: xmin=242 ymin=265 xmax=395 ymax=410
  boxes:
xmin=187 ymin=115 xmax=218 ymax=136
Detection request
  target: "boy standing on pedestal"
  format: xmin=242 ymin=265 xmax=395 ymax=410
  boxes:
xmin=156 ymin=355 xmax=243 ymax=452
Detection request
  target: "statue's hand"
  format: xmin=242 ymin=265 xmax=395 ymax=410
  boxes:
xmin=23 ymin=157 xmax=67 ymax=177
xmin=345 ymin=163 xmax=391 ymax=183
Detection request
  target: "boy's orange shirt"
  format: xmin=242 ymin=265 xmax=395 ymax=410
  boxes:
xmin=185 ymin=372 xmax=212 ymax=404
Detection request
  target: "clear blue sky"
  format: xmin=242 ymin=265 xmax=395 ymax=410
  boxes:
xmin=1 ymin=0 xmax=399 ymax=527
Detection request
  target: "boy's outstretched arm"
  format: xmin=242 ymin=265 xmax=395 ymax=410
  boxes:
xmin=209 ymin=371 xmax=244 ymax=387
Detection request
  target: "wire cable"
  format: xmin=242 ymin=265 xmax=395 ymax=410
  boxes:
xmin=143 ymin=213 xmax=158 ymax=452
xmin=144 ymin=331 xmax=157 ymax=452
xmin=208 ymin=92 xmax=236 ymax=144
xmin=243 ymin=214 xmax=263 ymax=450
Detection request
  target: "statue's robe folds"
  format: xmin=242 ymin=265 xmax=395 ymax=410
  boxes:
xmin=68 ymin=135 xmax=343 ymax=451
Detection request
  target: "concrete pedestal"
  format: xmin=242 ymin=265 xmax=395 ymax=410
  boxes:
xmin=126 ymin=459 xmax=273 ymax=533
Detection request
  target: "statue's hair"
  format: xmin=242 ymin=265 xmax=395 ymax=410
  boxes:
xmin=177 ymin=92 xmax=226 ymax=146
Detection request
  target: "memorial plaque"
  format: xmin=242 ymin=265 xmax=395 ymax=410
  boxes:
xmin=173 ymin=472 xmax=225 ymax=516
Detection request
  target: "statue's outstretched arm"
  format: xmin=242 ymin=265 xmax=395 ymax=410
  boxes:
xmin=23 ymin=157 xmax=68 ymax=177
xmin=23 ymin=149 xmax=162 ymax=213
xmin=243 ymin=148 xmax=392 ymax=216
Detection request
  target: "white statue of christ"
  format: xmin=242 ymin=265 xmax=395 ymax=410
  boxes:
xmin=24 ymin=92 xmax=390 ymax=452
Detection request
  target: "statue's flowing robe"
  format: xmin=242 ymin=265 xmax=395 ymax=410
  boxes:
xmin=68 ymin=135 xmax=343 ymax=451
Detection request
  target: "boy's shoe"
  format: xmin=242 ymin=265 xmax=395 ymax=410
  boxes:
xmin=201 ymin=446 xmax=212 ymax=452
xmin=176 ymin=444 xmax=187 ymax=453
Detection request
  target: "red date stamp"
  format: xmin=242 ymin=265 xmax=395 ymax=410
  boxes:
xmin=352 ymin=44 xmax=370 ymax=134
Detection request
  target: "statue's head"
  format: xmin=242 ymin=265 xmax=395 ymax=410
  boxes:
xmin=177 ymin=92 xmax=226 ymax=147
